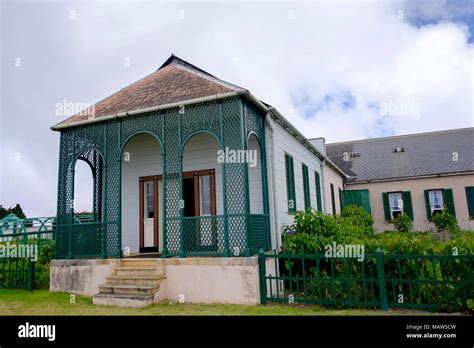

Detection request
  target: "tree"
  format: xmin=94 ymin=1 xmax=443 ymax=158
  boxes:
xmin=0 ymin=205 xmax=8 ymax=219
xmin=0 ymin=204 xmax=27 ymax=219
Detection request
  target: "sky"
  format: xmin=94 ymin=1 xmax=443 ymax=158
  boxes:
xmin=1 ymin=0 xmax=473 ymax=217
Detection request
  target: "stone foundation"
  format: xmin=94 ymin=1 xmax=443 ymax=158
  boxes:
xmin=50 ymin=256 xmax=273 ymax=305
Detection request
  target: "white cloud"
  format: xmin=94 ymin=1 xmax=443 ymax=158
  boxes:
xmin=1 ymin=0 xmax=473 ymax=216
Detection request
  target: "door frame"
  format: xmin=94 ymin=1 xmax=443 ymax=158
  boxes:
xmin=139 ymin=175 xmax=162 ymax=253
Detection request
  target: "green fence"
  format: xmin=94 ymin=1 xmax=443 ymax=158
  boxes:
xmin=258 ymin=250 xmax=474 ymax=312
xmin=0 ymin=215 xmax=59 ymax=290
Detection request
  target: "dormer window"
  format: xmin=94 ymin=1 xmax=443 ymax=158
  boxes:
xmin=393 ymin=147 xmax=405 ymax=153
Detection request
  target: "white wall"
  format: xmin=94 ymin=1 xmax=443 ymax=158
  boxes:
xmin=323 ymin=162 xmax=345 ymax=214
xmin=265 ymin=117 xmax=324 ymax=248
xmin=121 ymin=133 xmax=162 ymax=253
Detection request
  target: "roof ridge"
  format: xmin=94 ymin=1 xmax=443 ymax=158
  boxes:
xmin=172 ymin=62 xmax=247 ymax=93
xmin=326 ymin=127 xmax=474 ymax=146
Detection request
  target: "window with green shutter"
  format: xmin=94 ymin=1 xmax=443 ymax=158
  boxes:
xmin=383 ymin=191 xmax=413 ymax=221
xmin=314 ymin=171 xmax=322 ymax=212
xmin=302 ymin=163 xmax=310 ymax=210
xmin=466 ymin=186 xmax=474 ymax=218
xmin=285 ymin=153 xmax=296 ymax=212
xmin=424 ymin=188 xmax=456 ymax=220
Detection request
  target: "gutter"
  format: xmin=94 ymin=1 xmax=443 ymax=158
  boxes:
xmin=345 ymin=170 xmax=474 ymax=185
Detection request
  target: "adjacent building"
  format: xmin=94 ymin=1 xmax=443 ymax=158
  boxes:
xmin=326 ymin=128 xmax=474 ymax=232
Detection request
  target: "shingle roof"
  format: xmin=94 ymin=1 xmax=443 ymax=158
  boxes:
xmin=326 ymin=128 xmax=474 ymax=182
xmin=54 ymin=55 xmax=246 ymax=128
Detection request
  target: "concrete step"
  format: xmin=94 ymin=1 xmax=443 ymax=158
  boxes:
xmin=120 ymin=259 xmax=159 ymax=267
xmin=105 ymin=274 xmax=165 ymax=286
xmin=92 ymin=293 xmax=153 ymax=308
xmin=98 ymin=284 xmax=160 ymax=296
xmin=115 ymin=266 xmax=161 ymax=276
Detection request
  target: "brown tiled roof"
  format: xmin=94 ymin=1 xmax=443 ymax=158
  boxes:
xmin=54 ymin=55 xmax=245 ymax=128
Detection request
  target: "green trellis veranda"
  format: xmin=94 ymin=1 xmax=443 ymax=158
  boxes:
xmin=55 ymin=96 xmax=271 ymax=259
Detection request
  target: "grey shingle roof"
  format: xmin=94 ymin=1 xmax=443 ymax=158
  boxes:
xmin=326 ymin=128 xmax=474 ymax=182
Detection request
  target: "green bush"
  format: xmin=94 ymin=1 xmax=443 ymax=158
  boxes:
xmin=340 ymin=205 xmax=374 ymax=234
xmin=392 ymin=213 xmax=413 ymax=233
xmin=35 ymin=240 xmax=56 ymax=289
xmin=279 ymin=210 xmax=473 ymax=312
xmin=432 ymin=208 xmax=458 ymax=233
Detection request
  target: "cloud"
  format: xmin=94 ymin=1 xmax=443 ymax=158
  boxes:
xmin=1 ymin=0 xmax=472 ymax=216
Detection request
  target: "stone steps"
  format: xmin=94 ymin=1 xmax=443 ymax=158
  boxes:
xmin=92 ymin=259 xmax=166 ymax=307
xmin=92 ymin=293 xmax=154 ymax=308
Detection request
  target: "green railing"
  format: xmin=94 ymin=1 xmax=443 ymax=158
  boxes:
xmin=0 ymin=257 xmax=35 ymax=290
xmin=56 ymin=220 xmax=118 ymax=259
xmin=167 ymin=214 xmax=270 ymax=257
xmin=0 ymin=216 xmax=57 ymax=290
xmin=258 ymin=250 xmax=474 ymax=312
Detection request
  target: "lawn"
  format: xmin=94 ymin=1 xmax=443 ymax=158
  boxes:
xmin=0 ymin=290 xmax=453 ymax=316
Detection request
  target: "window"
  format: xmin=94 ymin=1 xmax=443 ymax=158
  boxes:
xmin=428 ymin=189 xmax=444 ymax=215
xmin=146 ymin=182 xmax=154 ymax=218
xmin=302 ymin=163 xmax=310 ymax=210
xmin=199 ymin=175 xmax=211 ymax=216
xmin=388 ymin=192 xmax=403 ymax=219
xmin=330 ymin=183 xmax=336 ymax=214
xmin=314 ymin=171 xmax=322 ymax=212
xmin=285 ymin=154 xmax=296 ymax=212
xmin=424 ymin=188 xmax=455 ymax=220
xmin=383 ymin=191 xmax=413 ymax=222
xmin=466 ymin=187 xmax=474 ymax=218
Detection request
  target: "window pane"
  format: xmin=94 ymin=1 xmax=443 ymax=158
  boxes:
xmin=147 ymin=207 xmax=154 ymax=219
xmin=200 ymin=175 xmax=211 ymax=216
xmin=389 ymin=192 xmax=403 ymax=211
xmin=429 ymin=190 xmax=444 ymax=211
xmin=147 ymin=194 xmax=154 ymax=207
xmin=146 ymin=182 xmax=153 ymax=195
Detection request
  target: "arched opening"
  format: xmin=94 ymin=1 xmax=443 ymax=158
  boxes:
xmin=181 ymin=132 xmax=223 ymax=253
xmin=248 ymin=133 xmax=264 ymax=214
xmin=121 ymin=132 xmax=163 ymax=254
xmin=73 ymin=160 xmax=94 ymax=218
xmin=72 ymin=148 xmax=104 ymax=223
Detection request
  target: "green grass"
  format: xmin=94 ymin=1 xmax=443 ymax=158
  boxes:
xmin=0 ymin=290 xmax=453 ymax=316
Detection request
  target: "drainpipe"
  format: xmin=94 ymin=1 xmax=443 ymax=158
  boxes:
xmin=265 ymin=110 xmax=281 ymax=251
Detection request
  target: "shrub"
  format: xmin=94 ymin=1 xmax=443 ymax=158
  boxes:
xmin=392 ymin=213 xmax=413 ymax=233
xmin=340 ymin=205 xmax=374 ymax=233
xmin=35 ymin=240 xmax=56 ymax=289
xmin=432 ymin=208 xmax=458 ymax=233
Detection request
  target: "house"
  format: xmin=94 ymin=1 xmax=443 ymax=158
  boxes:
xmin=49 ymin=54 xmax=330 ymax=305
xmin=325 ymin=128 xmax=474 ymax=232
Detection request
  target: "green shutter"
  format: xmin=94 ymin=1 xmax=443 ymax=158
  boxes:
xmin=424 ymin=190 xmax=432 ymax=220
xmin=444 ymin=188 xmax=456 ymax=217
xmin=465 ymin=187 xmax=474 ymax=218
xmin=402 ymin=191 xmax=413 ymax=220
xmin=302 ymin=164 xmax=311 ymax=210
xmin=382 ymin=192 xmax=391 ymax=222
xmin=315 ymin=171 xmax=322 ymax=212
xmin=285 ymin=154 xmax=296 ymax=212
xmin=330 ymin=184 xmax=336 ymax=214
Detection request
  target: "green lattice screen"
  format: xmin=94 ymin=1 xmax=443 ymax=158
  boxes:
xmin=55 ymin=97 xmax=271 ymax=259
